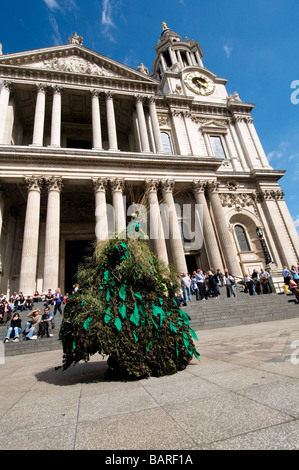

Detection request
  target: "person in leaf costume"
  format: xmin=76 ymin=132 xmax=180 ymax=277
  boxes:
xmin=59 ymin=208 xmax=199 ymax=380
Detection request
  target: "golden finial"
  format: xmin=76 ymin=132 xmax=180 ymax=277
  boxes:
xmin=162 ymin=22 xmax=167 ymax=30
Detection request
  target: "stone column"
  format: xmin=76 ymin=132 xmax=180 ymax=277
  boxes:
xmin=208 ymin=182 xmax=242 ymax=276
xmin=50 ymin=85 xmax=63 ymax=147
xmin=31 ymin=83 xmax=47 ymax=146
xmin=135 ymin=95 xmax=150 ymax=153
xmin=105 ymin=91 xmax=118 ymax=151
xmin=276 ymin=193 xmax=299 ymax=259
xmin=0 ymin=186 xmax=6 ymax=286
xmin=192 ymin=181 xmax=223 ymax=270
xmin=91 ymin=89 xmax=103 ymax=150
xmin=19 ymin=176 xmax=43 ymax=295
xmin=43 ymin=177 xmax=62 ymax=293
xmin=257 ymin=190 xmax=296 ymax=267
xmin=160 ymin=180 xmax=187 ymax=273
xmin=146 ymin=180 xmax=169 ymax=265
xmin=0 ymin=80 xmax=12 ymax=144
xmin=93 ymin=178 xmax=109 ymax=241
xmin=111 ymin=179 xmax=126 ymax=237
xmin=148 ymin=97 xmax=164 ymax=153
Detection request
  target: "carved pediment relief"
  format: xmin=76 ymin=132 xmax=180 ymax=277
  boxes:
xmin=0 ymin=45 xmax=157 ymax=84
xmin=40 ymin=55 xmax=120 ymax=77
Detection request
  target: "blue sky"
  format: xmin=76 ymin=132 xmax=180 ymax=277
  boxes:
xmin=1 ymin=0 xmax=299 ymax=233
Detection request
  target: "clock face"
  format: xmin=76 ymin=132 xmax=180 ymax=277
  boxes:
xmin=184 ymin=72 xmax=215 ymax=95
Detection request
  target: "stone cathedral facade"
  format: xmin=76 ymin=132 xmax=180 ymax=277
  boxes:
xmin=0 ymin=26 xmax=298 ymax=297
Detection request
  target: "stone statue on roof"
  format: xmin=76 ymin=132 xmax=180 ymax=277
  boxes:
xmin=68 ymin=32 xmax=83 ymax=45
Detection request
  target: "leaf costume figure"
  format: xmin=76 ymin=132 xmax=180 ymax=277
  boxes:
xmin=59 ymin=207 xmax=199 ymax=380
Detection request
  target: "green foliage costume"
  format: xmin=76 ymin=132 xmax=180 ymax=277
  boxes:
xmin=59 ymin=215 xmax=199 ymax=380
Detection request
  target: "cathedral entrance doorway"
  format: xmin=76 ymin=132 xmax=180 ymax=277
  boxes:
xmin=64 ymin=239 xmax=93 ymax=294
xmin=185 ymin=254 xmax=198 ymax=274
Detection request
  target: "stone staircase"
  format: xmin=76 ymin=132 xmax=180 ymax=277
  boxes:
xmin=1 ymin=303 xmax=64 ymax=357
xmin=1 ymin=291 xmax=298 ymax=357
xmin=184 ymin=289 xmax=298 ymax=331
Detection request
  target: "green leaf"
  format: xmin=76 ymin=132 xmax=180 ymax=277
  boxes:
xmin=114 ymin=316 xmax=122 ymax=332
xmin=130 ymin=302 xmax=139 ymax=326
xmin=134 ymin=292 xmax=143 ymax=303
xmin=83 ymin=317 xmax=92 ymax=331
xmin=169 ymin=321 xmax=177 ymax=333
xmin=119 ymin=284 xmax=126 ymax=301
xmin=146 ymin=341 xmax=152 ymax=353
xmin=189 ymin=327 xmax=198 ymax=341
xmin=118 ymin=302 xmax=126 ymax=319
xmin=133 ymin=332 xmax=138 ymax=343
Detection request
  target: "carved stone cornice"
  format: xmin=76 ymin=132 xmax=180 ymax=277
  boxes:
xmin=256 ymin=189 xmax=284 ymax=202
xmin=219 ymin=192 xmax=257 ymax=212
xmin=231 ymin=115 xmax=253 ymax=124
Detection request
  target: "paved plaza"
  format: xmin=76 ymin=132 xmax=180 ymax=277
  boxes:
xmin=0 ymin=317 xmax=298 ymax=450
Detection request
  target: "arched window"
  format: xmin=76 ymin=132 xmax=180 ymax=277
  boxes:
xmin=235 ymin=225 xmax=250 ymax=252
xmin=161 ymin=132 xmax=173 ymax=155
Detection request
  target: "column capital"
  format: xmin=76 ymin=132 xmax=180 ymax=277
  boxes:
xmin=110 ymin=178 xmax=125 ymax=192
xmin=206 ymin=180 xmax=219 ymax=194
xmin=160 ymin=179 xmax=175 ymax=193
xmin=90 ymin=88 xmax=101 ymax=98
xmin=44 ymin=176 xmax=63 ymax=192
xmin=145 ymin=179 xmax=159 ymax=193
xmin=24 ymin=176 xmax=43 ymax=192
xmin=92 ymin=177 xmax=108 ymax=192
xmin=135 ymin=94 xmax=147 ymax=103
xmin=105 ymin=90 xmax=115 ymax=100
xmin=52 ymin=84 xmax=63 ymax=95
xmin=36 ymin=83 xmax=48 ymax=94
xmin=2 ymin=80 xmax=13 ymax=92
xmin=192 ymin=180 xmax=208 ymax=194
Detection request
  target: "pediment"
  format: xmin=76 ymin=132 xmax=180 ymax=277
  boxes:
xmin=197 ymin=119 xmax=229 ymax=133
xmin=0 ymin=44 xmax=157 ymax=84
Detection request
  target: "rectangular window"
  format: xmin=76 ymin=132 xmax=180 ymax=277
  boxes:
xmin=210 ymin=136 xmax=226 ymax=159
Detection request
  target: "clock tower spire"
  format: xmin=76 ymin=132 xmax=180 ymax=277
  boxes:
xmin=151 ymin=22 xmax=204 ymax=82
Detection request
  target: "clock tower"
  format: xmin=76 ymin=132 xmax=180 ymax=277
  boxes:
xmin=151 ymin=22 xmax=227 ymax=102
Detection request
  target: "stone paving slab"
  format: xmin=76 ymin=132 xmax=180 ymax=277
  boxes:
xmin=0 ymin=317 xmax=298 ymax=450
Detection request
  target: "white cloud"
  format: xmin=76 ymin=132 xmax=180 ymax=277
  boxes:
xmin=44 ymin=0 xmax=60 ymax=10
xmin=267 ymin=140 xmax=291 ymax=163
xmin=224 ymin=45 xmax=232 ymax=58
xmin=102 ymin=0 xmax=115 ymax=27
xmin=293 ymin=215 xmax=299 ymax=234
xmin=100 ymin=0 xmax=122 ymax=42
xmin=49 ymin=14 xmax=63 ymax=45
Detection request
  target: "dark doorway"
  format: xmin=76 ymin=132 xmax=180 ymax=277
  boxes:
xmin=65 ymin=240 xmax=93 ymax=294
xmin=185 ymin=255 xmax=198 ymax=275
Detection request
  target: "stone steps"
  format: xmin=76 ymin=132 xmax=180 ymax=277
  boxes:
xmin=1 ymin=293 xmax=298 ymax=357
xmin=184 ymin=292 xmax=298 ymax=330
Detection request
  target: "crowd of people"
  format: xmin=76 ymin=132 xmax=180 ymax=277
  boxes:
xmin=0 ymin=286 xmax=76 ymax=343
xmin=176 ymin=263 xmax=299 ymax=306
